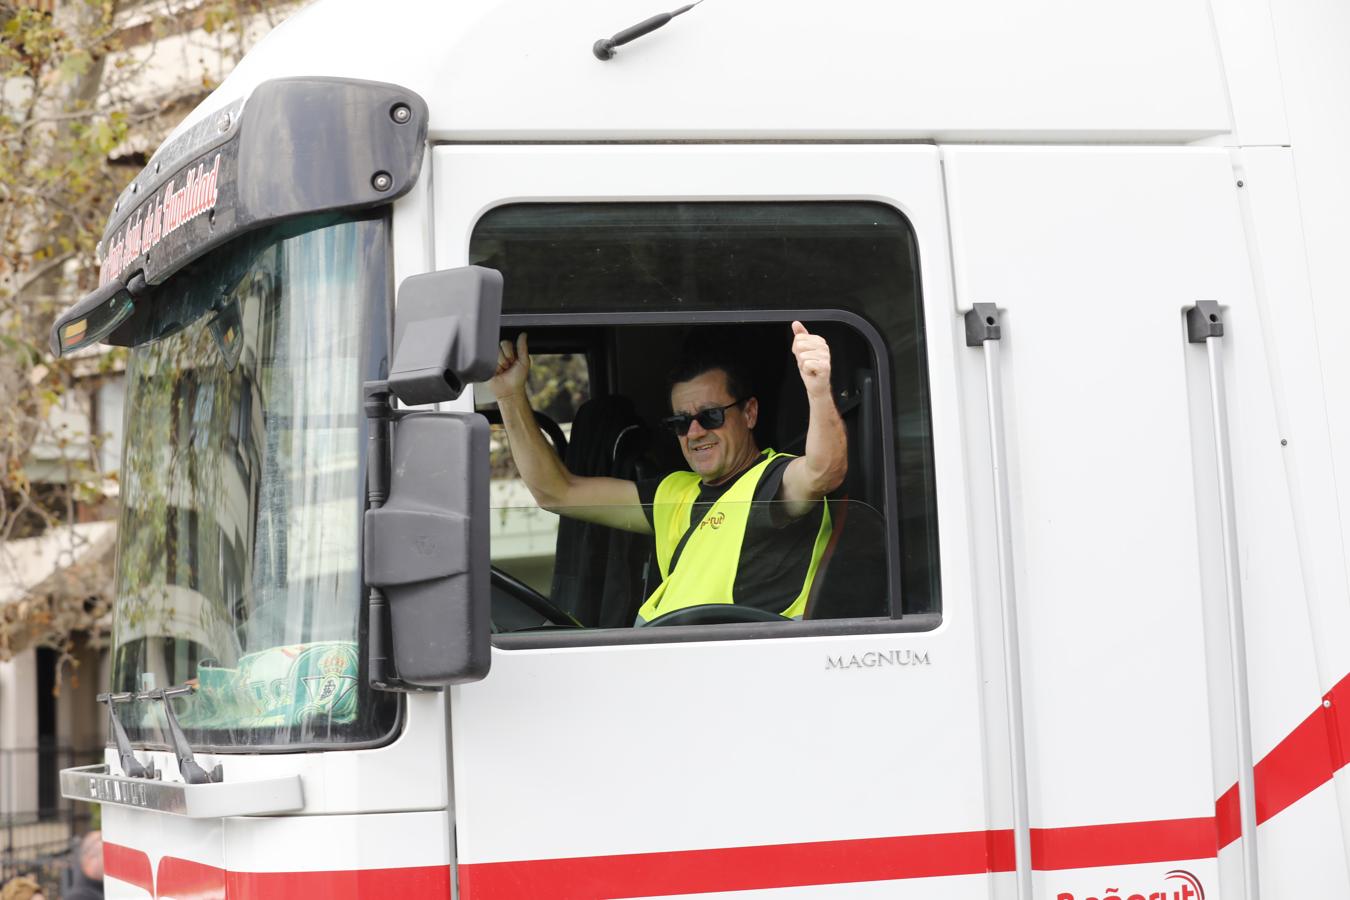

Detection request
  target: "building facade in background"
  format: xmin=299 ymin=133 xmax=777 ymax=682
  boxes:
xmin=0 ymin=0 xmax=303 ymax=887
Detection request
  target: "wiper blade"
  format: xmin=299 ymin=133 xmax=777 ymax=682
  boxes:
xmin=141 ymin=684 xmax=223 ymax=785
xmin=97 ymin=692 xmax=159 ymax=780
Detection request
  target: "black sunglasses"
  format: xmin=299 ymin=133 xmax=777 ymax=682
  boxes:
xmin=662 ymin=399 xmax=745 ymax=436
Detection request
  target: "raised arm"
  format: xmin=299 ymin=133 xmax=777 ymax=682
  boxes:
xmin=489 ymin=333 xmax=652 ymax=534
xmin=780 ymin=322 xmax=848 ymax=517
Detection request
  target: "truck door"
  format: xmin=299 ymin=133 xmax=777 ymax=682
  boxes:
xmin=433 ymin=145 xmax=1004 ymax=899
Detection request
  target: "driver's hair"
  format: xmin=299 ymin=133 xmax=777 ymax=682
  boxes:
xmin=665 ymin=329 xmax=754 ymax=408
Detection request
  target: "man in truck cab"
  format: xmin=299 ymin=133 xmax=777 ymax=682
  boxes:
xmin=488 ymin=322 xmax=848 ymax=624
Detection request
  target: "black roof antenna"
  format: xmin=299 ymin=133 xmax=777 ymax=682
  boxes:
xmin=593 ymin=1 xmax=704 ymax=61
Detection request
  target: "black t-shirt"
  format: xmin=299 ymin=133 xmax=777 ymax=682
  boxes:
xmin=636 ymin=452 xmax=827 ymax=615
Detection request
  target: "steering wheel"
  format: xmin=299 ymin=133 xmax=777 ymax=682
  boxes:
xmin=478 ymin=407 xmax=567 ymax=458
xmin=490 ymin=568 xmax=583 ymax=632
xmin=638 ymin=603 xmax=792 ymax=627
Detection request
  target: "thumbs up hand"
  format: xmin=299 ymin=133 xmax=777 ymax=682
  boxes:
xmin=790 ymin=321 xmax=832 ymax=399
xmin=489 ymin=332 xmax=530 ymax=401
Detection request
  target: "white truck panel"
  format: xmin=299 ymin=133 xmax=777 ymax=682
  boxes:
xmin=1220 ymin=247 xmax=1328 ymax=762
xmin=103 ymin=804 xmax=223 ymax=899
xmin=1266 ymin=0 xmax=1350 ymax=620
xmin=452 ymin=631 xmax=982 ymax=862
xmin=1252 ymin=781 xmax=1350 ymax=897
xmin=1229 ymin=148 xmax=1350 ymax=695
xmin=220 ymin=809 xmax=450 ymax=871
xmin=177 ymin=0 xmax=1232 ymax=144
xmin=943 ymin=147 xmax=1246 ymax=831
xmin=103 ymin=691 xmax=448 ymax=816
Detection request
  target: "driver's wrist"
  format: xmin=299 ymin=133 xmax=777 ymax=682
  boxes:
xmin=493 ymin=391 xmax=530 ymax=414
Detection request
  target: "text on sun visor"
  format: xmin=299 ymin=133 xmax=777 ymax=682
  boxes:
xmin=100 ymin=154 xmax=221 ymax=287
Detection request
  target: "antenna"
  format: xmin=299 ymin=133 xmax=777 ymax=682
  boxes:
xmin=593 ymin=1 xmax=703 ymax=61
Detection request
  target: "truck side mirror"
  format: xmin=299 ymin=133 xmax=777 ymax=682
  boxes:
xmin=387 ymin=266 xmax=502 ymax=405
xmin=364 ymin=412 xmax=490 ymax=686
xmin=364 ymin=264 xmax=501 ymax=687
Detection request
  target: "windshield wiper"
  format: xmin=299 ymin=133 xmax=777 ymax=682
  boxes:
xmin=97 ymin=692 xmax=159 ymax=780
xmin=141 ymin=685 xmax=224 ymax=784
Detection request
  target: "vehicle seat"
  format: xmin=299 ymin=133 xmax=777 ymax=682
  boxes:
xmin=549 ymin=395 xmax=658 ymax=627
xmin=801 ymin=369 xmax=890 ymax=619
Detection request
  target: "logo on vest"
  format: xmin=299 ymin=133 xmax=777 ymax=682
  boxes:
xmin=698 ymin=512 xmax=726 ymax=531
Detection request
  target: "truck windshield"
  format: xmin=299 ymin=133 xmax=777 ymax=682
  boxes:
xmin=109 ymin=214 xmax=398 ymax=749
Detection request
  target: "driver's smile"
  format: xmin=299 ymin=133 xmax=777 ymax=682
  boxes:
xmin=684 ymin=428 xmax=721 ymax=468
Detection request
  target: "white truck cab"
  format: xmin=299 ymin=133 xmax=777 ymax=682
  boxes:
xmin=54 ymin=1 xmax=1350 ymax=898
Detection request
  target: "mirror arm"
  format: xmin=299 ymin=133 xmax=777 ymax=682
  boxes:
xmin=363 ymin=380 xmax=438 ymax=693
xmin=364 ymin=381 xmax=392 ymax=508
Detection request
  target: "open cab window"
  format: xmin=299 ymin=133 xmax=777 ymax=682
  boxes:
xmin=470 ymin=202 xmax=939 ymax=638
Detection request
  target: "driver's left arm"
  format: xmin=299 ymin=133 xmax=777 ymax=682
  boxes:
xmin=780 ymin=322 xmax=847 ymax=519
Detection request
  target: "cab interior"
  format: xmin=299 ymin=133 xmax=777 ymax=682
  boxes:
xmin=482 ymin=319 xmax=894 ymax=631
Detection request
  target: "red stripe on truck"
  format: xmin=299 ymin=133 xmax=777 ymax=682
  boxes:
xmin=225 ymin=866 xmax=451 ymax=899
xmin=104 ymin=841 xmax=154 ymax=895
xmin=1029 ymin=817 xmax=1217 ymax=871
xmin=459 ymin=829 xmax=1002 ymax=898
xmin=1214 ymin=670 xmax=1350 ymax=848
xmin=104 ymin=846 xmax=447 ymax=900
xmin=1324 ymin=673 xmax=1350 ymax=770
xmin=458 ymin=818 xmax=1216 ymax=898
xmin=110 ymin=818 xmax=1212 ymax=900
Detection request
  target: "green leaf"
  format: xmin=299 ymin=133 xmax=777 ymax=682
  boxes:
xmin=58 ymin=50 xmax=92 ymax=81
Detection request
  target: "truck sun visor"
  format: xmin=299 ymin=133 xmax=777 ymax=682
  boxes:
xmin=50 ymin=77 xmax=429 ymax=355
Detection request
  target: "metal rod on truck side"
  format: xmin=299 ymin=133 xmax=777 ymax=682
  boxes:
xmin=1187 ymin=301 xmax=1261 ymax=900
xmin=965 ymin=303 xmax=1032 ymax=900
xmin=365 ymin=382 xmax=397 ymax=690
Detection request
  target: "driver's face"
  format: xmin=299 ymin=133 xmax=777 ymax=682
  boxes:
xmin=669 ymin=369 xmax=759 ymax=484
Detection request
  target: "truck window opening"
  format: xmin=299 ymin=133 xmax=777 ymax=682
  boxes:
xmin=469 ymin=201 xmax=939 ymax=634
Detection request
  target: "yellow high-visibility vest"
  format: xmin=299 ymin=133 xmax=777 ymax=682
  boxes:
xmin=636 ymin=450 xmax=832 ymax=622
